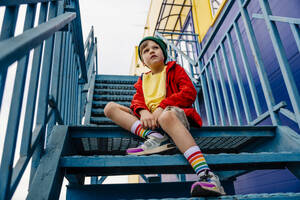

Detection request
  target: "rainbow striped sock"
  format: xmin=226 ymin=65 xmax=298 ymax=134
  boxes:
xmin=130 ymin=120 xmax=160 ymax=138
xmin=184 ymin=146 xmax=210 ymax=177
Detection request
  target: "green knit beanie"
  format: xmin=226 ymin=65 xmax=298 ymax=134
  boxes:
xmin=138 ymin=36 xmax=168 ymax=64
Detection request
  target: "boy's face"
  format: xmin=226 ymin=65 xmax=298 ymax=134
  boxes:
xmin=140 ymin=40 xmax=165 ymax=69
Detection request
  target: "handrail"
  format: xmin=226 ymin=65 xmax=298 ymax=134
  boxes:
xmin=0 ymin=0 xmax=98 ymax=199
xmin=194 ymin=0 xmax=300 ymax=128
xmin=157 ymin=0 xmax=300 ymax=129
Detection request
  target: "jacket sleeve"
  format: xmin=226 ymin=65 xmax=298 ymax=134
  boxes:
xmin=159 ymin=65 xmax=197 ymax=109
xmin=130 ymin=77 xmax=149 ymax=117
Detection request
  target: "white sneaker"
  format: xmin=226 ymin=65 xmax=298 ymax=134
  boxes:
xmin=191 ymin=170 xmax=226 ymax=197
xmin=126 ymin=134 xmax=175 ymax=155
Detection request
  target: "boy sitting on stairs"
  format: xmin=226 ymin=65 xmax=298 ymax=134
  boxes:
xmin=104 ymin=36 xmax=225 ymax=197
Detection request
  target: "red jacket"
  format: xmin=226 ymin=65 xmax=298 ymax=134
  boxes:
xmin=130 ymin=61 xmax=202 ymax=127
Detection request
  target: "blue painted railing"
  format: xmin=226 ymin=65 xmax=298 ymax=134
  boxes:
xmin=157 ymin=0 xmax=300 ymax=129
xmin=0 ymin=0 xmax=97 ymax=199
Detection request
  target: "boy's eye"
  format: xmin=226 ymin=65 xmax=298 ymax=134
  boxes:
xmin=143 ymin=49 xmax=149 ymax=53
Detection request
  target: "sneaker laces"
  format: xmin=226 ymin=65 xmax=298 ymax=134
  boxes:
xmin=198 ymin=170 xmax=212 ymax=182
xmin=139 ymin=134 xmax=167 ymax=149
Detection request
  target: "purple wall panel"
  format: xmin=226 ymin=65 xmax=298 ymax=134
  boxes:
xmin=196 ymin=0 xmax=300 ymax=194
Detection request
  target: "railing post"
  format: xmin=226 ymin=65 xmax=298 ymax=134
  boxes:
xmin=20 ymin=2 xmax=49 ymax=157
xmin=220 ymin=42 xmax=242 ymax=125
xmin=30 ymin=0 xmax=58 ymax=185
xmin=0 ymin=5 xmax=19 ymax=110
xmin=47 ymin=0 xmax=65 ymax=140
xmin=238 ymin=0 xmax=280 ymax=126
xmin=259 ymin=0 xmax=300 ymax=128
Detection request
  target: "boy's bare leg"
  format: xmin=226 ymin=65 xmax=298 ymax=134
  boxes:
xmin=104 ymin=102 xmax=138 ymax=131
xmin=158 ymin=110 xmax=197 ymax=153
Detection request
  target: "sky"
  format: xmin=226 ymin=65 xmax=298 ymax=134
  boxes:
xmin=80 ymin=0 xmax=150 ymax=75
xmin=0 ymin=1 xmax=150 ymax=199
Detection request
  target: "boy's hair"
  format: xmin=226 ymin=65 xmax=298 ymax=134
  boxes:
xmin=138 ymin=36 xmax=168 ymax=64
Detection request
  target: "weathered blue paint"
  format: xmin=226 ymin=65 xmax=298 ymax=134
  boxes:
xmin=0 ymin=0 xmax=98 ymax=198
xmin=206 ymin=62 xmax=219 ymax=125
xmin=227 ymin=31 xmax=251 ymax=123
xmin=0 ymin=12 xmax=76 ymax=72
xmin=258 ymin=0 xmax=300 ymax=128
xmin=210 ymin=59 xmax=226 ymax=125
xmin=0 ymin=5 xmax=19 ymax=110
xmin=60 ymin=152 xmax=300 ymax=172
xmin=69 ymin=125 xmax=275 ymax=138
xmin=30 ymin=0 xmax=58 ymax=184
xmin=0 ymin=0 xmax=58 ymax=6
xmin=20 ymin=2 xmax=49 ymax=158
xmin=27 ymin=126 xmax=69 ymax=200
xmin=233 ymin=21 xmax=262 ymax=116
xmin=215 ymin=52 xmax=234 ymax=125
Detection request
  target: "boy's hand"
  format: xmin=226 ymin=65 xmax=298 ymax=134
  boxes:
xmin=152 ymin=107 xmax=163 ymax=127
xmin=139 ymin=109 xmax=157 ymax=130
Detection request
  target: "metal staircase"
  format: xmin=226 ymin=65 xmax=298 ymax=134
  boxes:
xmin=26 ymin=74 xmax=300 ymax=199
xmin=1 ymin=0 xmax=300 ymax=199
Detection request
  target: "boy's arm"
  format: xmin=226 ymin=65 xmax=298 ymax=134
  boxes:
xmin=159 ymin=65 xmax=197 ymax=109
xmin=130 ymin=77 xmax=149 ymax=117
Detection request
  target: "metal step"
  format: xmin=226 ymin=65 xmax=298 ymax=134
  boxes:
xmin=95 ymin=74 xmax=138 ymax=83
xmin=90 ymin=117 xmax=115 ymax=125
xmin=91 ymin=108 xmax=104 ymax=116
xmin=93 ymin=94 xmax=132 ymax=102
xmin=92 ymin=101 xmax=131 ymax=108
xmin=69 ymin=126 xmax=275 ymax=154
xmin=66 ymin=182 xmax=300 ymax=200
xmin=93 ymin=88 xmax=135 ymax=95
xmin=94 ymin=83 xmax=135 ymax=90
xmin=61 ymin=152 xmax=300 ymax=176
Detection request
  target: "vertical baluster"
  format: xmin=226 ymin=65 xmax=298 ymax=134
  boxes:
xmin=30 ymin=0 xmax=58 ymax=184
xmin=62 ymin=31 xmax=71 ymax=122
xmin=206 ymin=62 xmax=219 ymax=125
xmin=75 ymin=62 xmax=79 ymax=124
xmin=215 ymin=50 xmax=234 ymax=125
xmin=198 ymin=62 xmax=213 ymax=125
xmin=70 ymin=51 xmax=76 ymax=124
xmin=20 ymin=2 xmax=49 ymax=157
xmin=259 ymin=0 xmax=300 ymax=128
xmin=233 ymin=20 xmax=262 ymax=117
xmin=57 ymin=32 xmax=66 ymax=122
xmin=64 ymin=33 xmax=72 ymax=123
xmin=220 ymin=41 xmax=242 ymax=125
xmin=95 ymin=37 xmax=99 ymax=75
xmin=46 ymin=0 xmax=65 ymax=138
xmin=0 ymin=5 xmax=19 ymax=110
xmin=67 ymin=42 xmax=75 ymax=124
xmin=210 ymin=58 xmax=226 ymax=125
xmin=0 ymin=4 xmax=33 ymax=199
xmin=238 ymin=0 xmax=280 ymax=125
xmin=226 ymin=31 xmax=251 ymax=123
xmin=290 ymin=23 xmax=300 ymax=52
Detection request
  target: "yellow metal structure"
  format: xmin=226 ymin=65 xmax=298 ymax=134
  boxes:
xmin=130 ymin=0 xmax=227 ymax=75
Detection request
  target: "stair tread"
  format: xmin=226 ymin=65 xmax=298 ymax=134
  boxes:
xmin=153 ymin=193 xmax=300 ymax=199
xmin=61 ymin=152 xmax=300 ymax=175
xmin=61 ymin=152 xmax=300 ymax=167
xmin=69 ymin=125 xmax=275 ymax=138
xmin=93 ymin=94 xmax=132 ymax=101
xmin=67 ymin=182 xmax=300 ymax=199
xmin=69 ymin=126 xmax=275 ymax=154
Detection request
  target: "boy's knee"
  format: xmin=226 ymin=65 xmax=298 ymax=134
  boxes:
xmin=158 ymin=110 xmax=177 ymax=125
xmin=104 ymin=102 xmax=117 ymax=117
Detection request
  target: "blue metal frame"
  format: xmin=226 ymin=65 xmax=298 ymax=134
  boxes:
xmin=0 ymin=0 xmax=97 ymax=199
xmin=157 ymin=0 xmax=300 ymax=128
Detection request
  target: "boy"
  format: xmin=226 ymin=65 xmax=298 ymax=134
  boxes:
xmin=104 ymin=36 xmax=225 ymax=197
